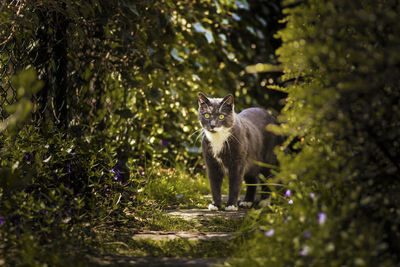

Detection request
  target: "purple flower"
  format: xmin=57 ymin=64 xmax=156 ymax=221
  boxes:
xmin=318 ymin=212 xmax=327 ymax=225
xmin=304 ymin=231 xmax=311 ymax=238
xmin=176 ymin=194 xmax=184 ymax=199
xmin=0 ymin=216 xmax=5 ymax=226
xmin=139 ymin=170 xmax=144 ymax=177
xmin=161 ymin=140 xmax=168 ymax=146
xmin=111 ymin=167 xmax=122 ymax=181
xmin=265 ymin=229 xmax=274 ymax=237
xmin=309 ymin=193 xmax=316 ymax=199
xmin=111 ymin=168 xmax=120 ymax=175
xmin=106 ymin=188 xmax=110 ymax=192
xmin=68 ymin=164 xmax=71 ymax=174
xmin=285 ymin=189 xmax=291 ymax=198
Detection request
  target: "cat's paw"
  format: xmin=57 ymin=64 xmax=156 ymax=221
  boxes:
xmin=239 ymin=201 xmax=253 ymax=208
xmin=208 ymin=203 xmax=219 ymax=211
xmin=225 ymin=205 xmax=238 ymax=211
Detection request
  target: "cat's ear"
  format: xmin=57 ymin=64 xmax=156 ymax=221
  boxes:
xmin=221 ymin=94 xmax=234 ymax=107
xmin=198 ymin=92 xmax=210 ymax=106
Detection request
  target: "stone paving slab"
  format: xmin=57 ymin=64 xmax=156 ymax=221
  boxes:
xmin=132 ymin=231 xmax=236 ymax=241
xmin=89 ymin=255 xmax=223 ymax=267
xmin=166 ymin=208 xmax=247 ymax=221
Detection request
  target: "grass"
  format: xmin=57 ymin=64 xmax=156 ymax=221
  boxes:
xmin=107 ymin=238 xmax=239 ymax=258
xmin=136 ymin=167 xmax=210 ymax=209
xmin=135 ymin=165 xmax=237 ymax=209
xmin=197 ymin=217 xmax=244 ymax=232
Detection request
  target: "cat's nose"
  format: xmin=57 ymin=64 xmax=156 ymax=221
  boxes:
xmin=210 ymin=120 xmax=216 ymax=128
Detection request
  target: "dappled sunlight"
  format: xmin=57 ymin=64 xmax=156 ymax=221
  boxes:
xmin=1 ymin=0 xmax=399 ymax=266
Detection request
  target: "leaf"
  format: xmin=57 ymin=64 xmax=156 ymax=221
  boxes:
xmin=122 ymin=0 xmax=139 ymax=16
xmin=170 ymin=48 xmax=184 ymax=62
xmin=43 ymin=156 xmax=52 ymax=163
xmin=193 ymin=23 xmax=214 ymax=43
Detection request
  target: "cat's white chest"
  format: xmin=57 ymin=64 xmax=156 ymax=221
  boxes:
xmin=204 ymin=127 xmax=231 ymax=158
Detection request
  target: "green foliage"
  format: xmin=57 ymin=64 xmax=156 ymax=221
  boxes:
xmin=137 ymin=167 xmax=209 ymax=209
xmin=231 ymin=0 xmax=400 ymax=266
xmin=0 ymin=123 xmax=139 ymax=265
xmin=1 ymin=0 xmax=284 ymax=167
xmin=1 ymin=0 xmax=285 ymax=264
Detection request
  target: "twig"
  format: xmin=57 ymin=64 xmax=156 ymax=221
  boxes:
xmin=0 ymin=0 xmax=25 ymax=46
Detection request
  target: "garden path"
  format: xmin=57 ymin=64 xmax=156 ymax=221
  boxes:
xmin=90 ymin=195 xmax=248 ymax=266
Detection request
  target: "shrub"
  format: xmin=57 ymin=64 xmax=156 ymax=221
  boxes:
xmin=231 ymin=0 xmax=400 ymax=266
xmin=0 ymin=0 xmax=285 ymax=264
xmin=0 ymin=122 xmax=140 ymax=264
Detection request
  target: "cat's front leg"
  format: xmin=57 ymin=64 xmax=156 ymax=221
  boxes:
xmin=226 ymin=165 xmax=245 ymax=211
xmin=206 ymin=157 xmax=224 ymax=210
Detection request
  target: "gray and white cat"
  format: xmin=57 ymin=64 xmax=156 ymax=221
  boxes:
xmin=197 ymin=93 xmax=282 ymax=211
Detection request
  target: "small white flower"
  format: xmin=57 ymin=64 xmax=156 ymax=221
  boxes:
xmin=300 ymin=245 xmax=310 ymax=256
xmin=12 ymin=161 xmax=19 ymax=171
xmin=43 ymin=156 xmax=52 ymax=163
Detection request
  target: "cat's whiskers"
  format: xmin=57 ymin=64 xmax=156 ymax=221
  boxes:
xmin=189 ymin=129 xmax=203 ymax=143
xmin=195 ymin=130 xmax=204 ymax=144
xmin=189 ymin=129 xmax=202 ymax=139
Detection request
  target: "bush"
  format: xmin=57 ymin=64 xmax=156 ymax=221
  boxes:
xmin=0 ymin=122 xmax=140 ymax=264
xmin=0 ymin=0 xmax=285 ymax=264
xmin=231 ymin=0 xmax=400 ymax=266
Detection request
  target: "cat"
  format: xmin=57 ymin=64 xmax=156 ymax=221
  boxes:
xmin=197 ymin=92 xmax=282 ymax=211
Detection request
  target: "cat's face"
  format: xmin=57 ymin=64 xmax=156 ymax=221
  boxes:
xmin=197 ymin=93 xmax=234 ymax=133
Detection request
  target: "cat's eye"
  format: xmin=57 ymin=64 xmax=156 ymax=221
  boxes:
xmin=218 ymin=114 xmax=225 ymax=120
xmin=204 ymin=113 xmax=211 ymax=119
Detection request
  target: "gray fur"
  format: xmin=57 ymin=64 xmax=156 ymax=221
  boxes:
xmin=197 ymin=93 xmax=282 ymax=210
